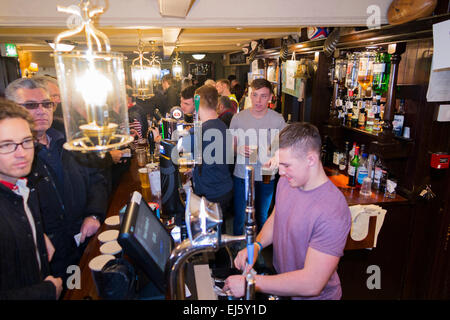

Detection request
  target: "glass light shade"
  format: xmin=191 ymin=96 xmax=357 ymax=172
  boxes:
xmin=54 ymin=51 xmax=133 ymax=155
xmin=131 ymin=64 xmax=154 ymax=99
xmin=150 ymin=63 xmax=161 ymax=82
xmin=172 ymin=63 xmax=182 ymax=80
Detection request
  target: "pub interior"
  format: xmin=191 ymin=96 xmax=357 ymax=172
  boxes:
xmin=0 ymin=0 xmax=449 ymax=301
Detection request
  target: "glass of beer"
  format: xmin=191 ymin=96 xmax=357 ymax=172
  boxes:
xmin=136 ymin=148 xmax=147 ymax=167
xmin=248 ymin=145 xmax=258 ymax=164
xmin=261 ymin=167 xmax=275 ymax=184
xmin=138 ymin=167 xmax=150 ymax=188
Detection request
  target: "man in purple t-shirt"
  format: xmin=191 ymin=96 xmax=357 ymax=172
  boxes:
xmin=224 ymin=122 xmax=351 ymax=299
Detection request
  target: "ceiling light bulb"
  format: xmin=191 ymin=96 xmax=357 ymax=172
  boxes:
xmin=192 ymin=54 xmax=206 ymax=60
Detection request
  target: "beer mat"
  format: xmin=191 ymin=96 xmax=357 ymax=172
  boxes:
xmin=74 ymin=232 xmax=82 ymax=247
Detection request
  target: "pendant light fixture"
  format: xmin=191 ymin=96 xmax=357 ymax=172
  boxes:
xmin=52 ymin=0 xmax=133 ymax=157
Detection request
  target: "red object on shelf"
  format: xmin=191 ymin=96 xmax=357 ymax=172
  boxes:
xmin=430 ymin=152 xmax=449 ymax=169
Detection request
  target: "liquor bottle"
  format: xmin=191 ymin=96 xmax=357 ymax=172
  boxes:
xmin=366 ymin=108 xmax=375 ymax=132
xmin=380 ymin=167 xmax=388 ymax=193
xmin=392 ymin=99 xmax=406 ymax=136
xmin=372 ymin=52 xmax=391 ymax=96
xmin=339 ymin=141 xmax=350 ymax=173
xmin=357 ymin=153 xmax=369 ymax=185
xmin=349 ymin=142 xmax=357 ymax=159
xmin=348 ymin=146 xmax=360 ymax=187
xmin=333 ymin=147 xmax=341 ymax=169
xmin=357 ymin=51 xmax=375 ymax=97
xmin=346 ymin=111 xmax=353 ymax=127
xmin=345 ymin=53 xmax=359 ymax=96
xmin=368 ymin=154 xmax=375 ymax=181
xmin=373 ymin=155 xmax=384 ymax=190
xmin=360 ymin=144 xmax=366 ymax=157
xmin=351 ymin=112 xmax=358 ymax=128
xmin=358 ymin=102 xmax=366 ymax=130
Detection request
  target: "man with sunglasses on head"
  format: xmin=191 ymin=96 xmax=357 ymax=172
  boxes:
xmin=5 ymin=78 xmax=108 ymax=286
xmin=0 ymin=99 xmax=62 ymax=299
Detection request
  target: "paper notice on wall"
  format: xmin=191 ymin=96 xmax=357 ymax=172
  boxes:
xmin=432 ymin=19 xmax=450 ymax=71
xmin=427 ymin=57 xmax=450 ymax=102
xmin=285 ymin=60 xmax=298 ymax=91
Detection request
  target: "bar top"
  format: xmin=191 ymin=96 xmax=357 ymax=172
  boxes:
xmin=324 ymin=167 xmax=408 ymax=206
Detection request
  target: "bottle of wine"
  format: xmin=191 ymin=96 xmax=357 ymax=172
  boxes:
xmin=339 ymin=141 xmax=350 ymax=173
xmin=348 ymin=146 xmax=360 ymax=187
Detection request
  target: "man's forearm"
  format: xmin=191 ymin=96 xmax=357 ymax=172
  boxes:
xmin=256 ymin=207 xmax=275 ymax=248
xmin=254 ymin=269 xmax=321 ymax=297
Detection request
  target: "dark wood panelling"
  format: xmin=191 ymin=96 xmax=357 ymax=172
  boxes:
xmin=286 ymin=36 xmax=450 ymax=299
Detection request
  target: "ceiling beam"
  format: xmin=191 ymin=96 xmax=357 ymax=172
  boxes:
xmin=162 ymin=27 xmax=181 ymax=58
xmin=158 ymin=0 xmax=196 ymax=18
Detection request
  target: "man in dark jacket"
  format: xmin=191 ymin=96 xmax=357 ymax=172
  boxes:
xmin=161 ymin=74 xmax=180 ymax=115
xmin=5 ymin=78 xmax=108 ymax=282
xmin=0 ymin=98 xmax=62 ymax=299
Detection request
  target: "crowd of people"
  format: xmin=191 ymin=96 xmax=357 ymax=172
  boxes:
xmin=0 ymin=72 xmax=351 ymax=300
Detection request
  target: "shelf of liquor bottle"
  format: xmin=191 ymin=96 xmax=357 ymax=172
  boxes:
xmin=325 ymin=167 xmax=408 ymax=206
xmin=341 ymin=125 xmax=380 ymax=139
xmin=340 ymin=125 xmax=412 ymax=142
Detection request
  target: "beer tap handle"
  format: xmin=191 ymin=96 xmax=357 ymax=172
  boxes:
xmin=244 ymin=166 xmax=257 ymax=300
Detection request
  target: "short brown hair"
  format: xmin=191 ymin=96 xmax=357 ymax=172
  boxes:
xmin=181 ymin=85 xmax=196 ymax=100
xmin=195 ymin=85 xmax=218 ymax=110
xmin=250 ymin=78 xmax=273 ymax=95
xmin=216 ymin=79 xmax=231 ymax=89
xmin=0 ymin=98 xmax=35 ymax=132
xmin=218 ymin=96 xmax=232 ymax=110
xmin=279 ymin=122 xmax=321 ymax=156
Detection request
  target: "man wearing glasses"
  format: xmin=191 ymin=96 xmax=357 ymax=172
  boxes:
xmin=0 ymin=99 xmax=62 ymax=299
xmin=5 ymin=78 xmax=108 ymax=285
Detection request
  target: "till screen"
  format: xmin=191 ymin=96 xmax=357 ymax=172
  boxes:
xmin=134 ymin=204 xmax=171 ymax=271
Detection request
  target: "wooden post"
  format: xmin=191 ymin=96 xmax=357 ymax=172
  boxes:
xmin=380 ymin=43 xmax=406 ymax=141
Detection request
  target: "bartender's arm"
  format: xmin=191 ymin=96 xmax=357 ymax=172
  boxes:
xmin=253 ymin=248 xmax=340 ymax=297
xmin=233 ymin=207 xmax=275 ymax=271
xmin=225 ymin=248 xmax=339 ymax=298
xmin=224 ymin=206 xmax=340 ymax=298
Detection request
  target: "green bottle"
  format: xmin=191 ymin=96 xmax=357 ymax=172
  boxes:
xmin=372 ymin=52 xmax=391 ymax=96
xmin=348 ymin=146 xmax=360 ymax=187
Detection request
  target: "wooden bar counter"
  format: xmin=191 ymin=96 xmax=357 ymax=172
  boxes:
xmin=323 ymin=167 xmax=409 ymax=251
xmin=64 ymin=160 xmax=410 ymax=300
xmin=64 ymin=158 xmax=146 ymax=300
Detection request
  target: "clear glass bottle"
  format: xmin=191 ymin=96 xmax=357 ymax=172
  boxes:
xmin=373 ymin=156 xmax=384 ymax=190
xmin=335 ymin=58 xmax=348 ymax=89
xmin=345 ymin=52 xmax=359 ymax=96
xmin=357 ymin=51 xmax=376 ymax=98
xmin=357 ymin=153 xmax=369 ymax=185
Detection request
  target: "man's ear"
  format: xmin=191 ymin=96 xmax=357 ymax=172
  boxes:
xmin=306 ymin=150 xmax=319 ymax=167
